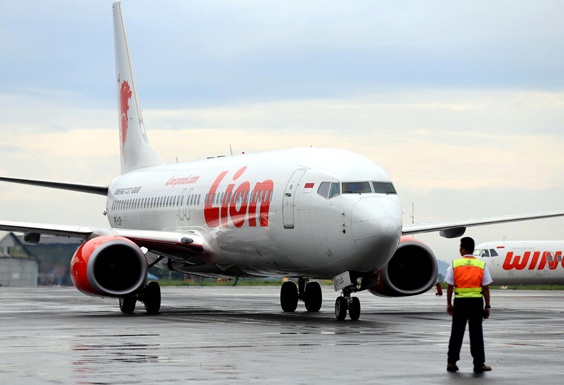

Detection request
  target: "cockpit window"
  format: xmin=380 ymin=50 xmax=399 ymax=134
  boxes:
xmin=373 ymin=181 xmax=397 ymax=194
xmin=342 ymin=182 xmax=371 ymax=194
xmin=317 ymin=180 xmax=398 ymax=199
xmin=329 ymin=182 xmax=341 ymax=198
xmin=474 ymin=249 xmax=499 ymax=258
xmin=317 ymin=182 xmax=330 ymax=198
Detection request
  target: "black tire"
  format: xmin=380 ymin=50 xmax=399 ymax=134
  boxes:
xmin=335 ymin=297 xmax=347 ymax=321
xmin=280 ymin=281 xmax=298 ymax=312
xmin=119 ymin=296 xmax=136 ymax=314
xmin=304 ymin=281 xmax=322 ymax=312
xmin=349 ymin=296 xmax=361 ymax=321
xmin=143 ymin=281 xmax=161 ymax=315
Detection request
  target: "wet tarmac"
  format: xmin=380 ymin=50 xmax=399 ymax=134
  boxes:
xmin=1 ymin=286 xmax=563 ymax=384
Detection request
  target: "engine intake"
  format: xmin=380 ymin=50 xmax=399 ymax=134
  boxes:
xmin=71 ymin=236 xmax=148 ymax=297
xmin=368 ymin=237 xmax=438 ymax=297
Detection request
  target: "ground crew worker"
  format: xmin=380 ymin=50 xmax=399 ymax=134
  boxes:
xmin=445 ymin=237 xmax=492 ymax=373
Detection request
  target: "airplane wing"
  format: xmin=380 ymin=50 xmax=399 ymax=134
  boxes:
xmin=0 ymin=220 xmax=205 ymax=258
xmin=113 ymin=228 xmax=205 ymax=256
xmin=402 ymin=210 xmax=564 ymax=238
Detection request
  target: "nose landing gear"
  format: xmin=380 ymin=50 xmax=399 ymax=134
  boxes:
xmin=335 ymin=287 xmax=361 ymax=321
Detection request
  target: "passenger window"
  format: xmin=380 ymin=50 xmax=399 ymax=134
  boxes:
xmin=329 ymin=183 xmax=341 ymax=198
xmin=372 ymin=181 xmax=397 ymax=194
xmin=317 ymin=182 xmax=330 ymax=198
xmin=342 ymin=182 xmax=371 ymax=194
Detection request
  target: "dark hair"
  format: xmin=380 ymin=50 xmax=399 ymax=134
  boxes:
xmin=460 ymin=237 xmax=475 ymax=253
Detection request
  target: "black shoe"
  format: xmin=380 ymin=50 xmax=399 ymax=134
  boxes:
xmin=447 ymin=363 xmax=459 ymax=372
xmin=474 ymin=364 xmax=492 ymax=373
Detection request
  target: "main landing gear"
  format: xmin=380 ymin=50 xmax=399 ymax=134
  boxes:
xmin=280 ymin=278 xmax=323 ymax=313
xmin=280 ymin=277 xmax=362 ymax=320
xmin=119 ymin=281 xmax=161 ymax=315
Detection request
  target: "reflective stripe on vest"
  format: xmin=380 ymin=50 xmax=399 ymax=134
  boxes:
xmin=453 ymin=257 xmax=485 ymax=298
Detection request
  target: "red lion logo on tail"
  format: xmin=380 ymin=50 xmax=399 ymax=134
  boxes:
xmin=118 ymin=75 xmax=132 ymax=146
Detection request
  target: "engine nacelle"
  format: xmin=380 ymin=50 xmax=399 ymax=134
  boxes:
xmin=368 ymin=237 xmax=438 ymax=297
xmin=70 ymin=236 xmax=148 ymax=297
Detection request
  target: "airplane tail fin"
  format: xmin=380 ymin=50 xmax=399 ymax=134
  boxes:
xmin=113 ymin=2 xmax=164 ymax=174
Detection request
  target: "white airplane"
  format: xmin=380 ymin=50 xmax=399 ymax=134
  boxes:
xmin=1 ymin=2 xmax=564 ymax=320
xmin=475 ymin=241 xmax=564 ymax=285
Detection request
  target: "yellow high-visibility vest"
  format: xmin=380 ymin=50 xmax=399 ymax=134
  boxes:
xmin=453 ymin=257 xmax=485 ymax=298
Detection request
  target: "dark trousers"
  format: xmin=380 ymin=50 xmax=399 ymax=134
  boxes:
xmin=448 ymin=297 xmax=485 ymax=366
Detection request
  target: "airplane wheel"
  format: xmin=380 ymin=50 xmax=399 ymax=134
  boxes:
xmin=119 ymin=296 xmax=136 ymax=314
xmin=280 ymin=281 xmax=298 ymax=312
xmin=304 ymin=281 xmax=322 ymax=312
xmin=143 ymin=281 xmax=161 ymax=314
xmin=349 ymin=297 xmax=361 ymax=321
xmin=335 ymin=297 xmax=347 ymax=321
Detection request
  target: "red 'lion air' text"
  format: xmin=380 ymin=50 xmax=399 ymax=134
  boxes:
xmin=204 ymin=167 xmax=274 ymax=228
xmin=502 ymin=250 xmax=564 ymax=270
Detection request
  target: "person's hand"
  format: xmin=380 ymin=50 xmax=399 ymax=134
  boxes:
xmin=447 ymin=304 xmax=454 ymax=316
xmin=483 ymin=308 xmax=490 ymax=319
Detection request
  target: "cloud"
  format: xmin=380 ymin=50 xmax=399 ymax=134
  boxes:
xmin=2 ymin=1 xmax=564 ymax=107
xmin=139 ymin=89 xmax=564 ymax=194
xmin=2 ymin=88 xmax=563 ymax=193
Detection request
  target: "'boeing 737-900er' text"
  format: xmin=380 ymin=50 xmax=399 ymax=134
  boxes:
xmin=1 ymin=2 xmax=564 ymax=320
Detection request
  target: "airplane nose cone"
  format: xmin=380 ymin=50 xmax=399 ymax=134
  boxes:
xmin=350 ymin=197 xmax=402 ymax=268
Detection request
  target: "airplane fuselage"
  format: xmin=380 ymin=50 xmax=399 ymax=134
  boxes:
xmin=106 ymin=147 xmax=403 ymax=279
xmin=475 ymin=241 xmax=564 ymax=285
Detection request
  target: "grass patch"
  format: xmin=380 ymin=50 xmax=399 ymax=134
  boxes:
xmin=155 ymin=278 xmax=281 ymax=286
xmin=437 ymin=283 xmax=564 ymax=290
xmin=491 ymin=285 xmax=564 ymax=290
xmin=154 ymin=278 xmax=334 ymax=287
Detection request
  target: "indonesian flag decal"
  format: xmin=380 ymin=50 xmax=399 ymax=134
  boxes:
xmin=304 ymin=182 xmax=315 ymax=189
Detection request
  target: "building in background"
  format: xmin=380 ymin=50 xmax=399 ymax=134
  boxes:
xmin=0 ymin=232 xmax=38 ymax=287
xmin=0 ymin=232 xmax=81 ymax=287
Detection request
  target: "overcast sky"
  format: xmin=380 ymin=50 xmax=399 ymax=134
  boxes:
xmin=1 ymin=0 xmax=564 ymax=262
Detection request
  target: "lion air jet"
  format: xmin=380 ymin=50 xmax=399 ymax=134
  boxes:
xmin=474 ymin=241 xmax=564 ymax=285
xmin=1 ymin=2 xmax=564 ymax=321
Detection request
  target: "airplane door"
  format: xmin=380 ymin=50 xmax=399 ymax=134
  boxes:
xmin=178 ymin=188 xmax=192 ymax=220
xmin=178 ymin=189 xmax=187 ymax=220
xmin=282 ymin=169 xmax=306 ymax=229
xmin=186 ymin=188 xmax=193 ymax=220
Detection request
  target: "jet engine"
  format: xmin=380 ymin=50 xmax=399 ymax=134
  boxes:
xmin=70 ymin=236 xmax=148 ymax=297
xmin=367 ymin=237 xmax=438 ymax=297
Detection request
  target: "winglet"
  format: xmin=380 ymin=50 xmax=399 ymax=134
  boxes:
xmin=113 ymin=1 xmax=164 ymax=174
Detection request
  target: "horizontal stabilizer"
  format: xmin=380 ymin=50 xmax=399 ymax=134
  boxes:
xmin=0 ymin=176 xmax=108 ymax=196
